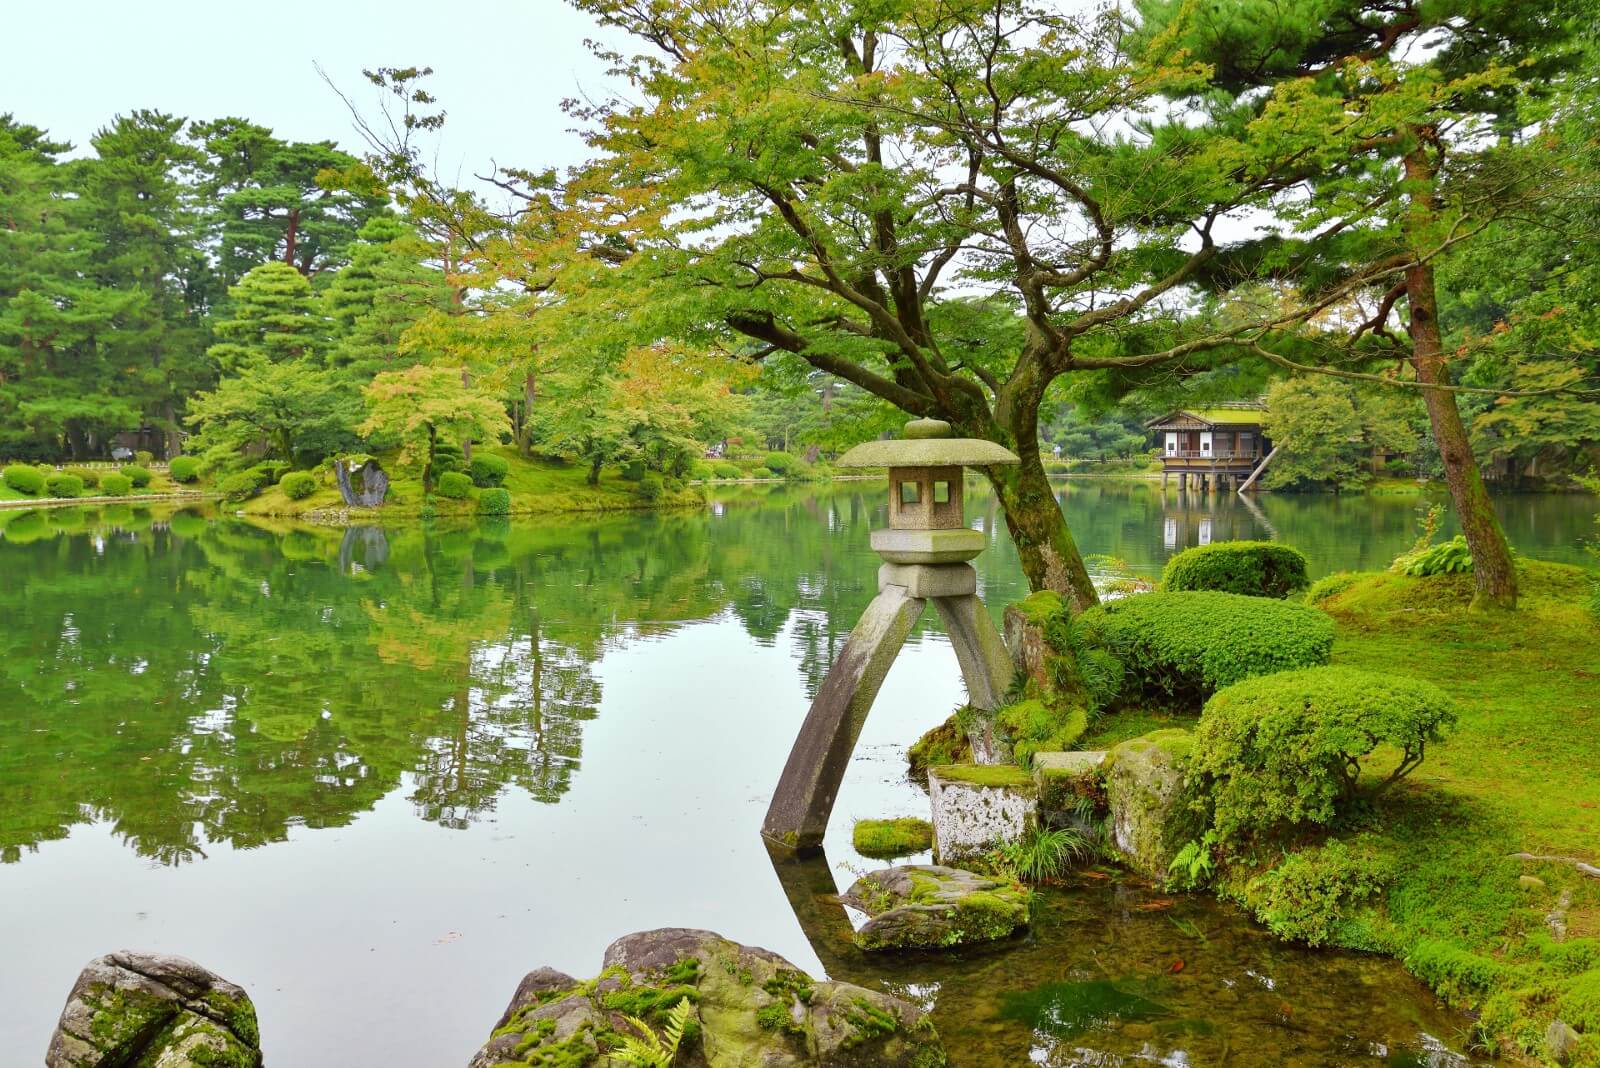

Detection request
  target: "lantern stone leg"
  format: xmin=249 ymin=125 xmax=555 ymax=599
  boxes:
xmin=762 ymin=583 xmax=926 ymax=850
xmin=930 ymin=591 xmax=1015 ymax=764
xmin=762 ymin=417 xmax=1023 ymax=852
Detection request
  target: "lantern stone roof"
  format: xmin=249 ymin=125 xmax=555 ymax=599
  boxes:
xmin=836 ymin=419 xmax=1021 ymax=468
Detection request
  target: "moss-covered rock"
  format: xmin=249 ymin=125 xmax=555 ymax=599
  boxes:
xmin=1104 ymin=730 xmax=1202 ymax=879
xmin=842 ymin=865 xmax=1031 ymax=951
xmin=907 ymin=714 xmax=971 ymax=779
xmin=470 ymin=928 xmax=946 ymax=1067
xmin=853 ymin=818 xmax=935 ymax=858
xmin=1032 ymin=750 xmax=1108 ymax=823
xmin=45 ymin=952 xmax=262 ymax=1068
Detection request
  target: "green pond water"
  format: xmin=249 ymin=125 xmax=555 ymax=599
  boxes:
xmin=1 ymin=481 xmax=1593 ymax=1065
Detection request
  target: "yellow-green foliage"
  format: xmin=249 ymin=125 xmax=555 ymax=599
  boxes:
xmin=907 ymin=713 xmax=970 ymax=776
xmin=852 ymin=818 xmax=933 ymax=858
xmin=2 ymin=464 xmax=44 ymax=495
xmin=1240 ymin=837 xmax=1398 ymax=947
xmin=1162 ymin=540 xmax=1309 ymax=598
xmin=1078 ymin=591 xmax=1334 ymax=709
xmin=1192 ymin=666 xmax=1457 ymax=841
xmin=1304 ymin=570 xmax=1373 ymax=606
xmin=996 ymin=699 xmax=1088 ymax=765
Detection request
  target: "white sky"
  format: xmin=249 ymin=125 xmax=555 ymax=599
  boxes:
xmin=1 ymin=0 xmax=617 ymax=178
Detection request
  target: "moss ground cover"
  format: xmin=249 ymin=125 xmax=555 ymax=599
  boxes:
xmin=1228 ymin=562 xmax=1597 ymax=1058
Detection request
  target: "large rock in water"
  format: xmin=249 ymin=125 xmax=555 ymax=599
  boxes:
xmin=1104 ymin=729 xmax=1202 ymax=879
xmin=841 ymin=865 xmax=1031 ymax=951
xmin=46 ymin=952 xmax=261 ymax=1068
xmin=469 ymin=928 xmax=947 ymax=1067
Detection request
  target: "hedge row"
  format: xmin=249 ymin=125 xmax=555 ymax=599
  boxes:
xmin=1078 ymin=590 xmax=1334 ymax=709
xmin=1162 ymin=540 xmax=1309 ymax=599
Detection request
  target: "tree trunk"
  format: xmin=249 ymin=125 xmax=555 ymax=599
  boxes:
xmin=460 ymin=368 xmax=474 ymax=464
xmin=283 ymin=208 xmax=300 ymax=273
xmin=1403 ymin=149 xmax=1517 ymax=610
xmin=519 ymin=370 xmax=537 ymax=454
xmin=983 ymin=374 xmax=1099 ymax=612
xmin=587 ymin=455 xmax=603 ymax=485
xmin=423 ymin=423 xmax=437 ymax=493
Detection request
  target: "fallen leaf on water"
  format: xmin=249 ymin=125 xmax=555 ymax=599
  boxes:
xmin=1169 ymin=960 xmax=1185 ymax=973
xmin=1136 ymin=899 xmax=1175 ymax=911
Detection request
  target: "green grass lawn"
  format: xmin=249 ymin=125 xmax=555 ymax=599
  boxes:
xmin=240 ymin=446 xmax=702 ymax=518
xmin=1079 ymin=560 xmax=1600 ymax=1060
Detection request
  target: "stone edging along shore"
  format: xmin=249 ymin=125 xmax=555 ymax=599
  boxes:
xmin=0 ymin=491 xmax=219 ymax=510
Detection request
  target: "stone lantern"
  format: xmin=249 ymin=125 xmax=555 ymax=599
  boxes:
xmin=763 ymin=419 xmax=1020 ymax=851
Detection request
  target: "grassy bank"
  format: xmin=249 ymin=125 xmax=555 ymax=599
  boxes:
xmin=239 ymin=447 xmax=703 ymax=520
xmin=1076 ymin=561 xmax=1600 ymax=1061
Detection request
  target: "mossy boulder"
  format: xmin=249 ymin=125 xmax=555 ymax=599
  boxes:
xmin=841 ymin=865 xmax=1032 ymax=951
xmin=1032 ymin=750 xmax=1108 ymax=824
xmin=907 ymin=713 xmax=972 ymax=778
xmin=470 ymin=928 xmax=946 ymax=1067
xmin=1104 ymin=730 xmax=1202 ymax=879
xmin=45 ymin=951 xmax=261 ymax=1068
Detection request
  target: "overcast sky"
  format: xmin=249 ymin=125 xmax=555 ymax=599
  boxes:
xmin=2 ymin=0 xmax=618 ymax=178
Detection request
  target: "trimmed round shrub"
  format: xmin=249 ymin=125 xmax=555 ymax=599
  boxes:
xmin=280 ymin=471 xmax=318 ymax=500
xmin=1078 ymin=590 xmax=1334 ymax=709
xmin=134 ymin=450 xmax=154 ymax=465
xmin=436 ymin=471 xmax=473 ymax=499
xmin=636 ymin=471 xmax=665 ymax=501
xmin=99 ymin=473 xmax=133 ymax=497
xmin=3 ymin=464 xmax=45 ymax=495
xmin=45 ymin=473 xmax=84 ymax=498
xmin=64 ymin=466 xmax=100 ymax=488
xmin=713 ymin=461 xmax=742 ymax=480
xmin=751 ymin=467 xmax=775 ymax=480
xmin=1162 ymin=540 xmax=1309 ymax=599
xmin=468 ymin=453 xmax=510 ymax=488
xmin=431 ymin=439 xmax=466 ymax=476
xmin=688 ymin=461 xmax=714 ymax=481
xmin=169 ymin=456 xmax=201 ymax=483
xmin=255 ymin=460 xmax=289 ymax=486
xmin=119 ymin=464 xmax=153 ymax=488
xmin=218 ymin=469 xmax=268 ymax=502
xmin=1192 ymin=666 xmax=1458 ymax=841
xmin=1240 ymin=837 xmax=1396 ymax=947
xmin=763 ymin=451 xmax=796 ymax=474
xmin=477 ymin=487 xmax=512 ymax=515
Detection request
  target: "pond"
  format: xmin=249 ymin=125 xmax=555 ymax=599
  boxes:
xmin=1 ymin=482 xmax=1593 ymax=1065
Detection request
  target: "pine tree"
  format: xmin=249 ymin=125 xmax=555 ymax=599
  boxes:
xmin=192 ymin=118 xmax=387 ymax=283
xmin=79 ymin=110 xmax=212 ymax=457
xmin=206 ymin=261 xmax=324 ymax=371
xmin=322 ymin=216 xmax=452 ymax=379
xmin=0 ymin=115 xmax=137 ymax=459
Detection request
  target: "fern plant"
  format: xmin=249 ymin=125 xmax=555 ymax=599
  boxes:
xmin=1393 ymin=535 xmax=1475 ymax=576
xmin=615 ymin=996 xmax=696 ymax=1067
xmin=1167 ymin=830 xmax=1220 ymax=891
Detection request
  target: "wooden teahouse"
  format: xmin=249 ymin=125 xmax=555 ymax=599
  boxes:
xmin=1146 ymin=403 xmax=1275 ymax=492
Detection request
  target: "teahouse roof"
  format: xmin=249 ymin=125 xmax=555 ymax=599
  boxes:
xmin=1145 ymin=404 xmax=1265 ymax=431
xmin=837 ymin=419 xmax=1021 ymax=468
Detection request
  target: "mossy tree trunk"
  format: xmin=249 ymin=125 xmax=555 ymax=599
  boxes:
xmin=978 ymin=362 xmax=1100 ymax=613
xmin=1403 ymin=147 xmax=1517 ymax=610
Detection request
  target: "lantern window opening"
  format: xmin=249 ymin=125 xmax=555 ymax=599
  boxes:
xmin=933 ymin=480 xmax=951 ymax=504
xmin=900 ymin=481 xmax=921 ymax=505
